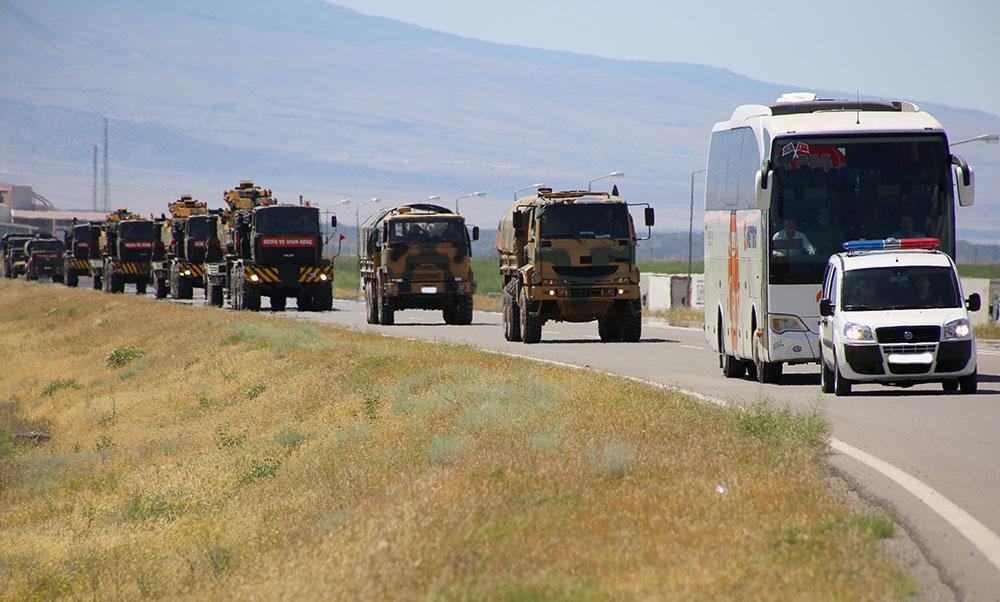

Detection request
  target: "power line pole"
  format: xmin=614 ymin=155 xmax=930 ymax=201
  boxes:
xmin=91 ymin=145 xmax=98 ymax=212
xmin=102 ymin=118 xmax=110 ymax=213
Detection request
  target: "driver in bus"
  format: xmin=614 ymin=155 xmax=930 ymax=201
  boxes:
xmin=807 ymin=206 xmax=843 ymax=255
xmin=890 ymin=214 xmax=924 ymax=239
xmin=771 ymin=217 xmax=816 ymax=256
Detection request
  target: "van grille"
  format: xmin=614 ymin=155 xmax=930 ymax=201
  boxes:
xmin=876 ymin=326 xmax=940 ymax=344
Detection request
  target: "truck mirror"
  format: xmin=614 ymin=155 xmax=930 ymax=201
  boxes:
xmin=819 ymin=299 xmax=833 ymax=317
xmin=951 ymin=155 xmax=975 ymax=207
xmin=966 ymin=293 xmax=981 ymax=313
xmin=331 ymin=215 xmax=337 ymax=228
xmin=512 ymin=211 xmax=523 ymax=230
xmin=472 ymin=226 xmax=480 ymax=241
xmin=644 ymin=207 xmax=655 ymax=227
xmin=755 ymin=169 xmax=774 ymax=211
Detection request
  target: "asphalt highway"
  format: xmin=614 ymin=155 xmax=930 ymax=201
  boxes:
xmin=115 ymin=281 xmax=1000 ymax=599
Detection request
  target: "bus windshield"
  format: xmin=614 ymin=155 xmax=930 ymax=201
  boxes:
xmin=841 ymin=266 xmax=960 ymax=311
xmin=769 ymin=134 xmax=953 ymax=284
xmin=389 ymin=219 xmax=466 ymax=244
xmin=538 ymin=203 xmax=630 ymax=239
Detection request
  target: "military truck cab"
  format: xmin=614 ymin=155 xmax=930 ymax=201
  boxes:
xmin=95 ymin=210 xmax=155 ymax=294
xmin=819 ymin=238 xmax=979 ymax=396
xmin=360 ymin=204 xmax=478 ymax=326
xmin=64 ymin=222 xmax=102 ymax=287
xmin=497 ymin=188 xmax=653 ymax=344
xmin=24 ymin=235 xmax=65 ymax=282
xmin=2 ymin=233 xmax=33 ymax=279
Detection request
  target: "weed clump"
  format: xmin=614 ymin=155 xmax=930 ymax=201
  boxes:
xmin=590 ymin=440 xmax=635 ymax=478
xmin=275 ymin=427 xmax=308 ymax=451
xmin=41 ymin=378 xmax=81 ymax=397
xmin=734 ymin=401 xmax=828 ymax=450
xmin=241 ymin=457 xmax=282 ymax=484
xmin=105 ymin=346 xmax=145 ymax=368
xmin=122 ymin=493 xmax=182 ymax=522
xmin=246 ymin=384 xmax=266 ymax=400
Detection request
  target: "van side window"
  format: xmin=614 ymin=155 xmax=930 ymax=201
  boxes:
xmin=821 ymin=264 xmax=833 ymax=299
xmin=830 ymin=268 xmax=840 ymax=305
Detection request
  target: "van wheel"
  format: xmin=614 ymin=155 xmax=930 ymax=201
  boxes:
xmin=942 ymin=380 xmax=959 ymax=393
xmin=834 ymin=357 xmax=852 ymax=397
xmin=820 ymin=351 xmax=835 ymax=394
xmin=959 ymin=370 xmax=978 ymax=395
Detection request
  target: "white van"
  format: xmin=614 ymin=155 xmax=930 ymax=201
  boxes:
xmin=818 ymin=238 xmax=979 ymax=396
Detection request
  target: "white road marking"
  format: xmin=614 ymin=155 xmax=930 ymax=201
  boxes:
xmin=681 ymin=344 xmax=705 ymax=351
xmin=978 ymin=350 xmax=1000 ymax=357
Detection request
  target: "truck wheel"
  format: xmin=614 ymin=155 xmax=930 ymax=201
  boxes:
xmin=93 ymin=274 xmax=102 ymax=290
xmin=621 ymin=308 xmax=642 ymax=342
xmin=455 ymin=295 xmax=473 ymax=325
xmin=208 ymin=282 xmax=224 ymax=307
xmin=503 ymin=286 xmax=521 ymax=342
xmin=66 ymin=271 xmax=78 ymax=287
xmin=318 ymin=283 xmax=333 ymax=311
xmin=177 ymin=278 xmax=193 ymax=300
xmin=270 ymin=295 xmax=286 ymax=312
xmin=155 ymin=277 xmax=168 ymax=299
xmin=959 ymin=370 xmax=978 ymax=395
xmin=365 ymin=282 xmax=378 ymax=324
xmin=136 ymin=279 xmax=147 ymax=295
xmin=53 ymin=273 xmax=64 ymax=284
xmin=519 ymin=289 xmax=542 ymax=344
xmin=378 ymin=292 xmax=395 ymax=325
xmin=297 ymin=291 xmax=313 ymax=312
xmin=833 ymin=357 xmax=852 ymax=397
xmin=598 ymin=316 xmax=621 ymax=342
xmin=244 ymin=285 xmax=261 ymax=311
xmin=443 ymin=301 xmax=456 ymax=325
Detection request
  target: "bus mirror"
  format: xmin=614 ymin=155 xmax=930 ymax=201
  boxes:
xmin=330 ymin=215 xmax=337 ymax=228
xmin=472 ymin=226 xmax=480 ymax=241
xmin=755 ymin=169 xmax=773 ymax=210
xmin=951 ymin=155 xmax=975 ymax=207
xmin=967 ymin=293 xmax=981 ymax=312
xmin=819 ymin=299 xmax=833 ymax=317
xmin=644 ymin=207 xmax=655 ymax=227
xmin=512 ymin=211 xmax=524 ymax=230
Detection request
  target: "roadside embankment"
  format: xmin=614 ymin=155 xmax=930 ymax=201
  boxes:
xmin=0 ymin=280 xmax=907 ymax=599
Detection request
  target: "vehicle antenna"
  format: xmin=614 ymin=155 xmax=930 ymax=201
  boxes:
xmin=856 ymin=90 xmax=861 ymax=125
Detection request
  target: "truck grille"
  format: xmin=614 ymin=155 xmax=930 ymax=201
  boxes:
xmin=553 ymin=265 xmax=618 ymax=279
xmin=876 ymin=326 xmax=940 ymax=344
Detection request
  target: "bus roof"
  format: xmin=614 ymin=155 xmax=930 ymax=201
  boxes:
xmin=714 ymin=92 xmax=944 ymax=138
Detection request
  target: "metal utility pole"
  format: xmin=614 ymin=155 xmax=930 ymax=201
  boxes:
xmin=91 ymin=145 xmax=98 ymax=212
xmin=102 ymin=118 xmax=110 ymax=213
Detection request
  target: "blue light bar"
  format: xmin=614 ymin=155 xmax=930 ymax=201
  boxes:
xmin=842 ymin=239 xmax=887 ymax=251
xmin=842 ymin=238 xmax=940 ymax=252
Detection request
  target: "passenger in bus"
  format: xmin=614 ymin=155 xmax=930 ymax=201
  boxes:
xmin=771 ymin=217 xmax=816 ymax=256
xmin=807 ymin=206 xmax=843 ymax=255
xmin=890 ymin=214 xmax=924 ymax=240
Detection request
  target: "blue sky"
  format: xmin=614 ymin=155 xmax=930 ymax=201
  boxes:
xmin=329 ymin=0 xmax=1000 ymax=117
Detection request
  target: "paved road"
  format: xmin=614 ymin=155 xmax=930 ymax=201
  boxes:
xmin=110 ymin=282 xmax=1000 ymax=599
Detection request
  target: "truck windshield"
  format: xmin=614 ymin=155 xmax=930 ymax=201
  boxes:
xmin=120 ymin=221 xmax=155 ymax=240
xmin=389 ymin=219 xmax=465 ymax=244
xmin=769 ymin=134 xmax=954 ymax=284
xmin=841 ymin=266 xmax=960 ymax=311
xmin=186 ymin=216 xmax=210 ymax=239
xmin=28 ymin=240 xmax=64 ymax=252
xmin=255 ymin=207 xmax=319 ymax=235
xmin=538 ymin=204 xmax=629 ymax=239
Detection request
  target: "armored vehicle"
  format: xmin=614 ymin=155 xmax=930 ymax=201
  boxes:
xmin=496 ymin=188 xmax=653 ymax=344
xmin=2 ymin=233 xmax=33 ymax=278
xmin=151 ymin=195 xmax=213 ymax=299
xmin=63 ymin=220 xmax=102 ymax=287
xmin=93 ymin=208 xmax=155 ymax=294
xmin=204 ymin=181 xmax=335 ymax=311
xmin=24 ymin=235 xmax=65 ymax=282
xmin=359 ymin=204 xmax=478 ymax=325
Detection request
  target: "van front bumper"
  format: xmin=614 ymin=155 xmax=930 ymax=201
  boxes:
xmin=839 ymin=340 xmax=976 ymax=382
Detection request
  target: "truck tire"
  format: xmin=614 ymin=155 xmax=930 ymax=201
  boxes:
xmin=297 ymin=291 xmax=313 ymax=312
xmin=443 ymin=301 xmax=456 ymax=324
xmin=598 ymin=316 xmax=620 ymax=342
xmin=503 ymin=284 xmax=521 ymax=342
xmin=53 ymin=273 xmax=64 ymax=284
xmin=378 ymin=291 xmax=395 ymax=325
xmin=176 ymin=278 xmax=193 ymax=300
xmin=270 ymin=295 xmax=286 ymax=312
xmin=155 ymin=277 xmax=168 ymax=299
xmin=208 ymin=282 xmax=224 ymax=307
xmin=314 ymin=283 xmax=333 ymax=311
xmin=243 ymin=285 xmax=261 ymax=311
xmin=92 ymin=273 xmax=102 ymax=290
xmin=66 ymin=270 xmax=78 ymax=287
xmin=621 ymin=308 xmax=642 ymax=342
xmin=136 ymin=279 xmax=147 ymax=295
xmin=455 ymin=295 xmax=473 ymax=325
xmin=519 ymin=288 xmax=542 ymax=344
xmin=365 ymin=282 xmax=378 ymax=324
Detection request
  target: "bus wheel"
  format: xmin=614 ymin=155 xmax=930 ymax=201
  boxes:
xmin=721 ymin=352 xmax=745 ymax=378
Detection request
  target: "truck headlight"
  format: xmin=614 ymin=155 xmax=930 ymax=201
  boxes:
xmin=249 ymin=274 xmax=259 ymax=282
xmin=843 ymin=323 xmax=874 ymax=342
xmin=770 ymin=314 xmax=808 ymax=334
xmin=183 ymin=269 xmax=192 ymax=276
xmin=319 ymin=274 xmax=328 ymax=281
xmin=943 ymin=318 xmax=971 ymax=339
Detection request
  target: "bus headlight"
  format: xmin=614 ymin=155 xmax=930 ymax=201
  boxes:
xmin=770 ymin=314 xmax=809 ymax=334
xmin=943 ymin=318 xmax=970 ymax=339
xmin=843 ymin=323 xmax=874 ymax=342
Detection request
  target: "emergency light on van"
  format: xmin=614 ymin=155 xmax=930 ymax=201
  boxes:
xmin=842 ymin=238 xmax=940 ymax=252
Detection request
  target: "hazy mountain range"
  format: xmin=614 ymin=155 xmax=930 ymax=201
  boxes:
xmin=1 ymin=0 xmax=998 ymax=242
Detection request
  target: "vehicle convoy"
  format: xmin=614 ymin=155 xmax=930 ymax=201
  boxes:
xmin=359 ymin=204 xmax=479 ymax=325
xmin=204 ymin=180 xmax=335 ymax=311
xmin=93 ymin=209 xmax=156 ymax=294
xmin=151 ymin=195 xmax=214 ymax=300
xmin=63 ymin=220 xmax=102 ymax=287
xmin=2 ymin=233 xmax=33 ymax=278
xmin=818 ymin=238 xmax=979 ymax=395
xmin=703 ymin=92 xmax=977 ymax=384
xmin=496 ymin=188 xmax=653 ymax=344
xmin=23 ymin=235 xmax=66 ymax=282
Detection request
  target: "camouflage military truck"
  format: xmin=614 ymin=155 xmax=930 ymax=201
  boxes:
xmin=24 ymin=234 xmax=66 ymax=282
xmin=204 ymin=181 xmax=335 ymax=311
xmin=496 ymin=188 xmax=653 ymax=344
xmin=359 ymin=204 xmax=479 ymax=325
xmin=2 ymin=233 xmax=33 ymax=278
xmin=151 ymin=195 xmax=213 ymax=300
xmin=63 ymin=220 xmax=103 ymax=287
xmin=93 ymin=209 xmax=156 ymax=294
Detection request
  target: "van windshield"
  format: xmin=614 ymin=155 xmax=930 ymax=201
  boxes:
xmin=841 ymin=266 xmax=960 ymax=311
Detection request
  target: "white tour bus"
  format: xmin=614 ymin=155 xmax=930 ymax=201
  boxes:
xmin=703 ymin=92 xmax=976 ymax=383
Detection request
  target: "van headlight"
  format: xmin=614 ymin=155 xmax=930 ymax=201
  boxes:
xmin=943 ymin=318 xmax=971 ymax=339
xmin=769 ymin=314 xmax=808 ymax=334
xmin=843 ymin=323 xmax=874 ymax=342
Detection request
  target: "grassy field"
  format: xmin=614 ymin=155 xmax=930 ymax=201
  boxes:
xmin=0 ymin=280 xmax=909 ymax=599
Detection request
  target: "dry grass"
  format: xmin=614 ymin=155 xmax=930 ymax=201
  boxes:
xmin=0 ymin=280 xmax=905 ymax=600
xmin=649 ymin=306 xmax=705 ymax=328
xmin=976 ymin=321 xmax=1000 ymax=340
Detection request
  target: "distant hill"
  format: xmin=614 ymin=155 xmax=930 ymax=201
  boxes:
xmin=1 ymin=0 xmax=999 ymax=244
